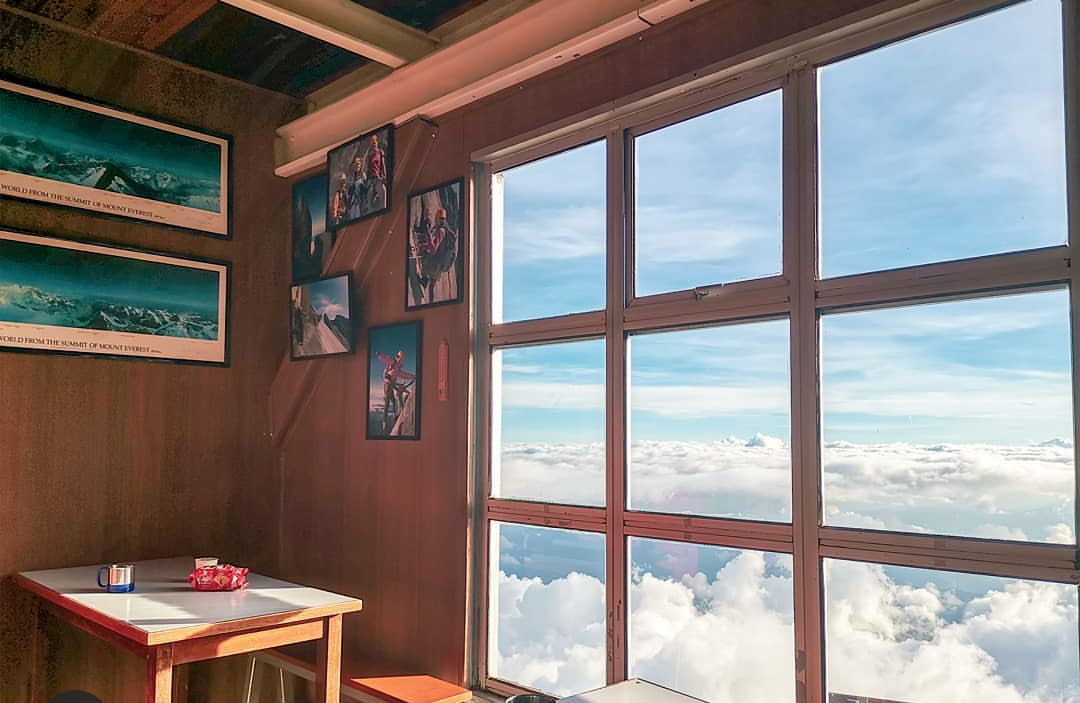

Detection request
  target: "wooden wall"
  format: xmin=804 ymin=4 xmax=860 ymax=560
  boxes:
xmin=272 ymin=0 xmax=881 ymax=688
xmin=0 ymin=11 xmax=302 ymax=703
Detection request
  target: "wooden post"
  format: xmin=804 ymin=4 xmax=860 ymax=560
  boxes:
xmin=315 ymin=614 xmax=343 ymax=703
xmin=146 ymin=645 xmax=174 ymax=703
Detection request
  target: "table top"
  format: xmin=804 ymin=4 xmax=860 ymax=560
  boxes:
xmin=16 ymin=556 xmax=362 ymax=646
xmin=559 ymin=680 xmax=707 ymax=703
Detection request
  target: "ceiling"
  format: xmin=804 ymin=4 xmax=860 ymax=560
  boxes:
xmin=4 ymin=0 xmax=488 ymax=97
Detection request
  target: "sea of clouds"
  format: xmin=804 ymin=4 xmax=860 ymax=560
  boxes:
xmin=498 ymin=438 xmax=1075 ymax=543
xmin=492 ymin=552 xmax=1079 ymax=703
xmin=491 ymin=437 xmax=1078 ymax=702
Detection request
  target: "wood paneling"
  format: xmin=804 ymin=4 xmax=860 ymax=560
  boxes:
xmin=0 ymin=9 xmax=302 ymax=703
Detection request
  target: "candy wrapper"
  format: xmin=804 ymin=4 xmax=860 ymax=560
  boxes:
xmin=188 ymin=564 xmax=249 ymax=591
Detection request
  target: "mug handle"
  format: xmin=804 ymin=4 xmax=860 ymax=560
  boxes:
xmin=97 ymin=566 xmax=108 ymax=588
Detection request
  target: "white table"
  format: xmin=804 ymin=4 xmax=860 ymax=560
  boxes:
xmin=559 ymin=680 xmax=709 ymax=703
xmin=16 ymin=556 xmax=362 ymax=703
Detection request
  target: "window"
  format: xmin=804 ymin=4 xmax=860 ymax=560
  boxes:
xmin=819 ymin=0 xmax=1067 ymax=277
xmin=634 ymin=90 xmax=783 ymax=296
xmin=493 ymin=340 xmax=606 ymax=506
xmin=488 ymin=523 xmax=607 ymax=696
xmin=822 ymin=290 xmax=1075 ymax=542
xmin=629 ymin=539 xmax=796 ymax=703
xmin=824 ymin=559 xmax=1080 ymax=703
xmin=628 ymin=320 xmax=792 ymax=521
xmin=476 ymin=0 xmax=1079 ymax=701
xmin=493 ymin=140 xmax=606 ymax=322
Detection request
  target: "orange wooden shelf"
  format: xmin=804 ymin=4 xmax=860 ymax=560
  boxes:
xmin=261 ymin=644 xmax=471 ymax=703
xmin=347 ymin=675 xmax=471 ymax=703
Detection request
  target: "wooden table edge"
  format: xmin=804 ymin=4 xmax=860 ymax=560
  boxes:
xmin=14 ymin=572 xmax=362 ymax=647
xmin=145 ymin=599 xmax=362 ymax=645
xmin=13 ymin=572 xmax=152 ymax=646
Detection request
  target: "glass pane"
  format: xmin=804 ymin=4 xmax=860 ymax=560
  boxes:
xmin=634 ymin=90 xmax=782 ymax=296
xmin=628 ymin=320 xmax=791 ymax=521
xmin=629 ymin=538 xmax=795 ymax=703
xmin=494 ymin=141 xmax=606 ymax=322
xmin=819 ymin=0 xmax=1067 ymax=277
xmin=821 ymin=290 xmax=1075 ymax=543
xmin=824 ymin=559 xmax=1080 ymax=703
xmin=493 ymin=340 xmax=605 ymax=506
xmin=489 ymin=522 xmax=606 ymax=696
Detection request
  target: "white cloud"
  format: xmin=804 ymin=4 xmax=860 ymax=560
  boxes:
xmin=491 ymin=555 xmax=1079 ymax=703
xmin=315 ymin=301 xmax=347 ymax=318
xmin=825 ymin=560 xmax=1079 ymax=703
xmin=496 ymin=440 xmax=1075 ymax=541
xmin=501 ymin=380 xmax=789 ymax=419
xmin=492 ymin=571 xmax=607 ymax=696
xmin=503 ymin=206 xmax=605 ymax=263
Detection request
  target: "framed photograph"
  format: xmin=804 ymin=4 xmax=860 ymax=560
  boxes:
xmin=326 ymin=124 xmax=393 ymax=230
xmin=0 ymin=228 xmax=229 ymax=365
xmin=0 ymin=77 xmax=231 ymax=237
xmin=292 ymin=172 xmax=336 ymax=282
xmin=406 ymin=177 xmax=465 ymax=310
xmin=366 ymin=321 xmax=421 ymax=440
xmin=290 ymin=273 xmax=354 ymax=360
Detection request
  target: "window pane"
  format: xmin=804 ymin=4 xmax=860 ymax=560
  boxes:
xmin=493 ymin=340 xmax=605 ymax=506
xmin=489 ymin=523 xmax=606 ymax=696
xmin=634 ymin=90 xmax=782 ymax=296
xmin=825 ymin=559 xmax=1080 ymax=703
xmin=629 ymin=538 xmax=795 ymax=703
xmin=494 ymin=141 xmax=606 ymax=322
xmin=819 ymin=0 xmax=1067 ymax=277
xmin=628 ymin=320 xmax=791 ymax=521
xmin=821 ymin=290 xmax=1075 ymax=543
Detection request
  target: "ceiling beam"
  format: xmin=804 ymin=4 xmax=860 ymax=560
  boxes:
xmin=306 ymin=0 xmax=539 ymax=111
xmin=274 ymin=0 xmax=713 ymax=176
xmin=219 ymin=0 xmax=437 ymax=68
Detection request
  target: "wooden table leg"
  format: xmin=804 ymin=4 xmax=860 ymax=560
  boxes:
xmin=146 ymin=645 xmax=174 ymax=703
xmin=315 ymin=614 xmax=342 ymax=703
xmin=29 ymin=603 xmax=48 ymax=703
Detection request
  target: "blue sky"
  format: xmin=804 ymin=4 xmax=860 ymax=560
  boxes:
xmin=304 ymin=274 xmax=349 ymax=319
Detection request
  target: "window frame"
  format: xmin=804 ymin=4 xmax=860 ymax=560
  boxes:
xmin=469 ymin=0 xmax=1080 ymax=700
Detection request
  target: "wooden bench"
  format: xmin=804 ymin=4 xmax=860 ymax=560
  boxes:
xmin=243 ymin=644 xmax=473 ymax=703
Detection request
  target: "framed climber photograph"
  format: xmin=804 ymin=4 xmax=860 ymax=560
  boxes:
xmin=290 ymin=273 xmax=354 ymax=361
xmin=405 ymin=178 xmax=464 ymax=310
xmin=366 ymin=321 xmax=422 ymax=440
xmin=326 ymin=123 xmax=393 ymax=230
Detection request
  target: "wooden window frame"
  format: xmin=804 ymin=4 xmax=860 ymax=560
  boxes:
xmin=468 ymin=0 xmax=1080 ymax=701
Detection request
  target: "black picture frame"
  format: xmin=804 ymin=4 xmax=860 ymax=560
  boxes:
xmin=326 ymin=123 xmax=394 ymax=231
xmin=0 ymin=226 xmax=230 ymax=366
xmin=291 ymin=171 xmax=336 ymax=283
xmin=290 ymin=273 xmax=356 ymax=361
xmin=366 ymin=321 xmax=422 ymax=440
xmin=405 ymin=177 xmax=465 ymax=310
xmin=0 ymin=74 xmax=233 ymax=239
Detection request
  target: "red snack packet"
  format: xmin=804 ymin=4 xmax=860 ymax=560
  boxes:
xmin=188 ymin=564 xmax=249 ymax=591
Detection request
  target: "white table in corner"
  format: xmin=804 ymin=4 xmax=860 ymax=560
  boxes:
xmin=16 ymin=556 xmax=362 ymax=703
xmin=559 ymin=680 xmax=709 ymax=703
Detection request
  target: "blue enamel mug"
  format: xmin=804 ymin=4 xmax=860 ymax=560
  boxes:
xmin=97 ymin=563 xmax=135 ymax=593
